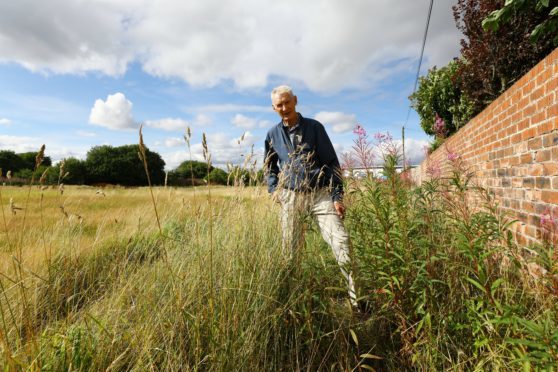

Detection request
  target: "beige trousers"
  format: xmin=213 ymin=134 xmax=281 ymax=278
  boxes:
xmin=278 ymin=188 xmax=357 ymax=306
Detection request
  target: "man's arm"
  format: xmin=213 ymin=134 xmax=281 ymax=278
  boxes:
xmin=314 ymin=123 xmax=344 ymax=202
xmin=264 ymin=135 xmax=280 ymax=194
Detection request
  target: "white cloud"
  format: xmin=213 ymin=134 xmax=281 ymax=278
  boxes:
xmin=232 ymin=114 xmax=256 ymax=129
xmin=0 ymin=135 xmax=40 ymax=153
xmin=145 ymin=118 xmax=189 ymax=131
xmin=0 ymin=118 xmax=11 ymax=125
xmin=194 ymin=114 xmax=212 ymax=126
xmin=401 ymin=138 xmax=429 ymax=165
xmin=0 ymin=1 xmax=461 ymax=93
xmin=89 ymin=92 xmax=136 ymax=130
xmin=314 ymin=111 xmax=357 ymax=133
xmin=231 ymin=114 xmax=272 ymax=130
xmin=164 ymin=137 xmax=184 ymax=148
xmin=191 ymin=104 xmax=270 ymax=113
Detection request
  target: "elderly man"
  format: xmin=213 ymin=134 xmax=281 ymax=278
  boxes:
xmin=264 ymin=85 xmax=357 ymax=307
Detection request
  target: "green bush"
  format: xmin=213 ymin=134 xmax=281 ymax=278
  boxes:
xmin=410 ymin=60 xmax=474 ymax=138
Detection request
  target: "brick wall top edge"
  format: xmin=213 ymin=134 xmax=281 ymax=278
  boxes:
xmin=425 ymin=47 xmax=558 ymax=161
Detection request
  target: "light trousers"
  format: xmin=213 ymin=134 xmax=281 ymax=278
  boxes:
xmin=278 ymin=188 xmax=357 ymax=305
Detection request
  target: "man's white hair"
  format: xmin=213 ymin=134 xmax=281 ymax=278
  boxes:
xmin=271 ymin=85 xmax=294 ymax=100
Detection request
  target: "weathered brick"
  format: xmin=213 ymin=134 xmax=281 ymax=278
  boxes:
xmin=552 ymin=177 xmax=558 ymax=188
xmin=501 ymin=178 xmax=511 ymax=187
xmin=522 ymin=201 xmax=535 ymax=213
xmin=528 ymin=137 xmax=542 ymax=150
xmin=536 ymin=149 xmax=551 ymax=162
xmin=536 ymin=177 xmax=551 ymax=189
xmin=529 ymin=164 xmax=544 ymax=176
xmin=542 ymin=190 xmax=558 ymax=203
xmin=523 ymin=177 xmax=535 ymax=187
xmin=543 ymin=162 xmax=558 ymax=176
xmin=542 ymin=131 xmax=558 ymax=147
xmin=520 ymin=153 xmax=532 ymax=164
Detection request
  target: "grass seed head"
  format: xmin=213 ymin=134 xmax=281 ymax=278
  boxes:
xmin=35 ymin=144 xmax=46 ymax=169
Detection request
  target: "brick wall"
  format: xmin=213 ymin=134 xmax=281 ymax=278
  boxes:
xmin=411 ymin=47 xmax=558 ymax=246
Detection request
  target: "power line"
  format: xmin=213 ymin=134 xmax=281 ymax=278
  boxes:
xmin=402 ymin=0 xmax=434 ymax=167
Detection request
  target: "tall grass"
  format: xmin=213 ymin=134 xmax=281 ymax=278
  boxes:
xmin=0 ymin=131 xmax=556 ymax=370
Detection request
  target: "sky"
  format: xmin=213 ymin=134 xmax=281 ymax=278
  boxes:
xmin=0 ymin=0 xmax=463 ymax=170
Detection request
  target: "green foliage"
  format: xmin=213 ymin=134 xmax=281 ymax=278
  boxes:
xmin=346 ymin=146 xmax=556 ymax=369
xmin=85 ymin=144 xmax=165 ymax=186
xmin=454 ymin=0 xmax=556 ymax=116
xmin=483 ymin=0 xmax=558 ymax=45
xmin=206 ymin=167 xmax=228 ymax=185
xmin=167 ymin=160 xmax=212 ymax=186
xmin=17 ymin=151 xmax=52 ymax=169
xmin=0 ymin=150 xmax=25 ymax=175
xmin=410 ymin=61 xmax=474 ymax=137
xmin=60 ymin=157 xmax=88 ymax=185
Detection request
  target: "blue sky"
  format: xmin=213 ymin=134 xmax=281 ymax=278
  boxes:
xmin=0 ymin=0 xmax=462 ymax=170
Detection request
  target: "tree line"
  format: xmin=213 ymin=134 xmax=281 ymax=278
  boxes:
xmin=0 ymin=145 xmax=242 ymax=186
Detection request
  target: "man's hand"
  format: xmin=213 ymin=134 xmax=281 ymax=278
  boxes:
xmin=334 ymin=201 xmax=346 ymax=219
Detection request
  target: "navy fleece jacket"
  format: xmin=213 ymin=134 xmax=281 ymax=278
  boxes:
xmin=264 ymin=114 xmax=343 ymax=202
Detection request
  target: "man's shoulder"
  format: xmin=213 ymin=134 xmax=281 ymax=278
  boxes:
xmin=300 ymin=116 xmax=325 ymax=131
xmin=265 ymin=122 xmax=283 ymax=137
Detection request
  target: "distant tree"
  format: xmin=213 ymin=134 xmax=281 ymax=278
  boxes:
xmin=174 ymin=160 xmax=212 ymax=179
xmin=167 ymin=160 xmax=213 ymax=186
xmin=206 ymin=168 xmax=229 ymax=185
xmin=0 ymin=150 xmax=25 ymax=175
xmin=85 ymin=145 xmax=165 ymax=185
xmin=453 ymin=0 xmax=556 ymax=115
xmin=49 ymin=157 xmax=88 ymax=185
xmin=18 ymin=151 xmax=52 ymax=170
xmin=410 ymin=60 xmax=474 ymax=137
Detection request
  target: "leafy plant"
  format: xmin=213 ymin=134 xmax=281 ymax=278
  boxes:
xmin=410 ymin=60 xmax=474 ymax=138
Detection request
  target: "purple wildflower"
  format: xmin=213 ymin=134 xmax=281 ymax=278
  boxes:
xmin=434 ymin=113 xmax=446 ymax=137
xmin=353 ymin=124 xmax=366 ymax=137
xmin=447 ymin=151 xmax=460 ymax=161
xmin=426 ymin=160 xmax=441 ymax=179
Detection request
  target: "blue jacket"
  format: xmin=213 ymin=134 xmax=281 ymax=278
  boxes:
xmin=264 ymin=114 xmax=343 ymax=201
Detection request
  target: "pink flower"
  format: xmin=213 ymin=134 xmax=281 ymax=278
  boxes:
xmin=426 ymin=160 xmax=441 ymax=179
xmin=540 ymin=209 xmax=557 ymax=230
xmin=447 ymin=151 xmax=460 ymax=161
xmin=434 ymin=113 xmax=446 ymax=137
xmin=353 ymin=124 xmax=366 ymax=137
xmin=373 ymin=131 xmax=393 ymax=143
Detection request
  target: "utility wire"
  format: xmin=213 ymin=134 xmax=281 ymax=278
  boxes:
xmin=402 ymin=0 xmax=434 ymax=167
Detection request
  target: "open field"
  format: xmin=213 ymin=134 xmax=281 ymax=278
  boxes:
xmin=1 ymin=165 xmax=557 ymax=370
xmin=0 ymin=185 xmax=368 ymax=370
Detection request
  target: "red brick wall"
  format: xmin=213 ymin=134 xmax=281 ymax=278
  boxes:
xmin=411 ymin=47 xmax=558 ymax=246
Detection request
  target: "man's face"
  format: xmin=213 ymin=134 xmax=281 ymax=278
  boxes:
xmin=272 ymin=92 xmax=298 ymax=125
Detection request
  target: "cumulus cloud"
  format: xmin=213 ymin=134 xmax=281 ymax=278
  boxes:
xmin=0 ymin=135 xmax=40 ymax=153
xmin=0 ymin=0 xmax=133 ymax=75
xmin=0 ymin=118 xmax=11 ymax=125
xmin=189 ymin=104 xmax=270 ymax=114
xmin=163 ymin=137 xmax=185 ymax=148
xmin=89 ymin=92 xmax=136 ymax=130
xmin=402 ymin=138 xmax=429 ymax=165
xmin=162 ymin=130 xmax=260 ymax=169
xmin=0 ymin=0 xmax=461 ymax=93
xmin=232 ymin=114 xmax=256 ymax=129
xmin=145 ymin=118 xmax=189 ymax=131
xmin=314 ymin=111 xmax=357 ymax=133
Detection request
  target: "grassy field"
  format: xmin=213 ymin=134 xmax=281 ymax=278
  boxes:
xmin=1 ymin=158 xmax=557 ymax=370
xmin=0 ymin=184 xmax=372 ymax=370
